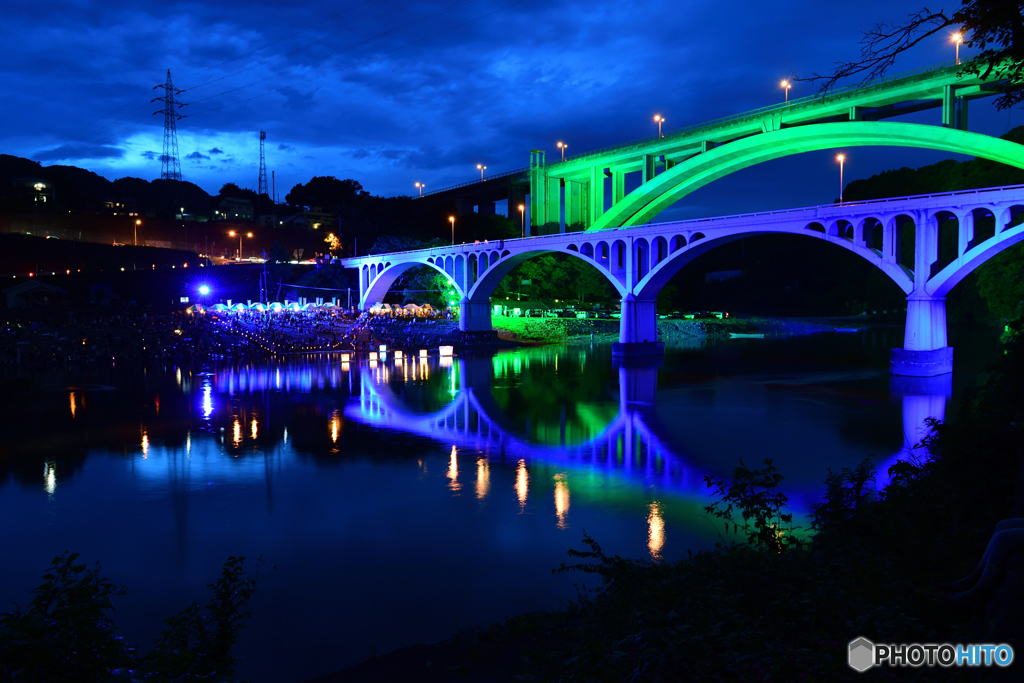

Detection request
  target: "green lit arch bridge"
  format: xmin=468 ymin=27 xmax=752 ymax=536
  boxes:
xmin=341 ymin=184 xmax=1024 ymax=376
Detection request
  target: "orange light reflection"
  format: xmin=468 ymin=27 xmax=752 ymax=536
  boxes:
xmin=647 ymin=501 xmax=665 ymax=560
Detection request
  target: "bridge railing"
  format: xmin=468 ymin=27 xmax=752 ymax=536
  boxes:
xmin=557 ymin=61 xmax=962 ymax=166
xmin=342 ymin=184 xmax=1024 ymax=263
xmin=416 ymin=166 xmax=530 ymax=199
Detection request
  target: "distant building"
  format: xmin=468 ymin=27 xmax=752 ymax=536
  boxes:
xmin=10 ymin=177 xmax=53 ymax=205
xmin=216 ymin=197 xmax=253 ymax=222
xmin=101 ymin=197 xmax=139 ymax=216
xmin=276 ymin=206 xmax=332 ymax=230
xmin=4 ymin=280 xmax=67 ymax=308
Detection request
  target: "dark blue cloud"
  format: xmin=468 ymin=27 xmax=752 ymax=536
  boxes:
xmin=0 ymin=0 xmax=1009 ymax=217
xmin=35 ymin=143 xmax=124 ymax=161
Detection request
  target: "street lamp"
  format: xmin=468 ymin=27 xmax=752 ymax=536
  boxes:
xmin=952 ymin=31 xmax=963 ymax=65
xmin=415 ymin=182 xmax=424 ymax=196
xmin=557 ymin=141 xmax=567 ymax=161
xmin=781 ymin=80 xmax=792 ymax=103
xmin=229 ymin=230 xmax=253 ymax=260
xmin=518 ymin=204 xmax=525 ymax=238
xmin=836 ymin=154 xmax=846 ymax=204
xmin=135 ymin=219 xmax=141 ymax=246
xmin=449 ymin=216 xmax=455 ymax=245
xmin=477 ymin=164 xmax=486 ymax=180
xmin=654 ymin=114 xmax=665 ymax=137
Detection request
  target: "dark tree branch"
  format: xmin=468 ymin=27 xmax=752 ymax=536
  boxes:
xmin=796 ymin=9 xmax=954 ymax=96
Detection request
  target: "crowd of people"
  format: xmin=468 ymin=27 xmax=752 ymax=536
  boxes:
xmin=220 ymin=307 xmax=478 ymax=354
xmin=0 ymin=310 xmax=224 ymax=367
xmin=0 ymin=302 xmax=505 ymax=369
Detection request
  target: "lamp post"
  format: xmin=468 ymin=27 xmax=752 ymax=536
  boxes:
xmin=557 ymin=141 xmax=567 ymax=161
xmin=477 ymin=164 xmax=486 ymax=180
xmin=953 ymin=32 xmax=963 ymax=65
xmin=135 ymin=219 xmax=141 ymax=246
xmin=229 ymin=230 xmax=253 ymax=260
xmin=836 ymin=154 xmax=845 ymax=204
xmin=518 ymin=204 xmax=525 ymax=238
xmin=781 ymin=80 xmax=791 ymax=103
xmin=449 ymin=216 xmax=455 ymax=245
xmin=654 ymin=114 xmax=664 ymax=137
xmin=415 ymin=182 xmax=424 ymax=196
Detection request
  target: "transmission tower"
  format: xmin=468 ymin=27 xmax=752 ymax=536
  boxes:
xmin=258 ymin=131 xmax=268 ymax=196
xmin=152 ymin=69 xmax=187 ymax=181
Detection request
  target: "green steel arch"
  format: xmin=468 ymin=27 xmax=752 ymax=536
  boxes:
xmin=587 ymin=122 xmax=1024 ymax=231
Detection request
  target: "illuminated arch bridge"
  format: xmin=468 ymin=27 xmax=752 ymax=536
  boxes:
xmin=342 ymin=185 xmax=1024 ymax=376
xmin=342 ymin=64 xmax=1024 ymax=376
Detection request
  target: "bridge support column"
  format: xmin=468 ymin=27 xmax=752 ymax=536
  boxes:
xmin=589 ymin=166 xmax=605 ymax=224
xmin=613 ymin=293 xmax=663 ymax=358
xmin=611 ymin=169 xmax=625 ymax=205
xmin=891 ymin=295 xmax=952 ymax=376
xmin=459 ymin=297 xmax=493 ymax=332
xmin=529 ymin=149 xmax=548 ymax=234
xmin=567 ymin=180 xmax=584 ymax=231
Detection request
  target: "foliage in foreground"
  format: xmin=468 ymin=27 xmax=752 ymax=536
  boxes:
xmin=0 ymin=554 xmax=266 ymax=682
xmin=534 ymin=330 xmax=1024 ymax=681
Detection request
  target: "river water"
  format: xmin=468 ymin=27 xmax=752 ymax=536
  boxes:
xmin=0 ymin=323 xmax=1000 ymax=681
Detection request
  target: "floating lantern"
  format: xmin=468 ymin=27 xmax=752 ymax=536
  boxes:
xmin=369 ymin=352 xmax=378 ymax=360
xmin=419 ymin=349 xmax=428 ymax=358
xmin=340 ymin=353 xmax=351 ymax=362
xmin=439 ymin=345 xmax=454 ymax=357
xmin=394 ymin=350 xmax=403 ymax=360
xmin=378 ymin=344 xmax=387 ymax=353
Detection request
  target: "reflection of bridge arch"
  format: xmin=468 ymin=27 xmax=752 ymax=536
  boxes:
xmin=345 ymin=360 xmax=702 ymax=490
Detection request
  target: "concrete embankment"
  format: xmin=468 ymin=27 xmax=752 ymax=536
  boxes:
xmin=491 ymin=316 xmax=836 ymax=344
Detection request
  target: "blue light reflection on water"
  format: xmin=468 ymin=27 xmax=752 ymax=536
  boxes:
xmin=0 ymin=331 xmax=988 ymax=683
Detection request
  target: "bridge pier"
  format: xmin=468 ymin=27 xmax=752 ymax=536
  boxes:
xmin=891 ymin=295 xmax=953 ymax=376
xmin=459 ymin=297 xmax=493 ymax=332
xmin=613 ymin=293 xmax=663 ymax=358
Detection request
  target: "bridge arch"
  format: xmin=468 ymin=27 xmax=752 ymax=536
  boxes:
xmin=634 ymin=227 xmax=915 ymax=301
xmin=466 ymin=247 xmax=628 ymax=302
xmin=362 ymin=258 xmax=464 ymax=308
xmin=927 ymin=212 xmax=1024 ymax=297
xmin=588 ymin=122 xmax=1024 ymax=231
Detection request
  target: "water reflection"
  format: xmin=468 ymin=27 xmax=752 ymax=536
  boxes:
xmin=515 ymin=459 xmax=528 ymax=511
xmin=44 ymin=461 xmax=56 ymax=496
xmin=475 ymin=456 xmax=490 ymax=500
xmin=647 ymin=501 xmax=665 ymax=560
xmin=447 ymin=445 xmax=461 ymax=492
xmin=554 ymin=474 xmax=570 ymax=529
xmin=69 ymin=391 xmax=76 ymax=419
xmin=0 ymin=337 xmax=980 ymax=683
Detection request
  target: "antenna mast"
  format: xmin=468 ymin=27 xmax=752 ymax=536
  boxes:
xmin=152 ymin=69 xmax=187 ymax=181
xmin=258 ymin=131 xmax=268 ymax=196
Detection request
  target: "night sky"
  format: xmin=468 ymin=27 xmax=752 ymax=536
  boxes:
xmin=3 ymin=0 xmax=1019 ymax=220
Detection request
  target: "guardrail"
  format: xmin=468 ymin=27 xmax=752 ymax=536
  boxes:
xmin=555 ymin=61 xmax=965 ymax=166
xmin=342 ymin=184 xmax=1024 ymax=261
xmin=417 ymin=166 xmax=530 ymax=199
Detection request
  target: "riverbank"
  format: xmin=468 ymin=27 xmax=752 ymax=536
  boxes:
xmin=492 ymin=315 xmax=839 ymax=344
